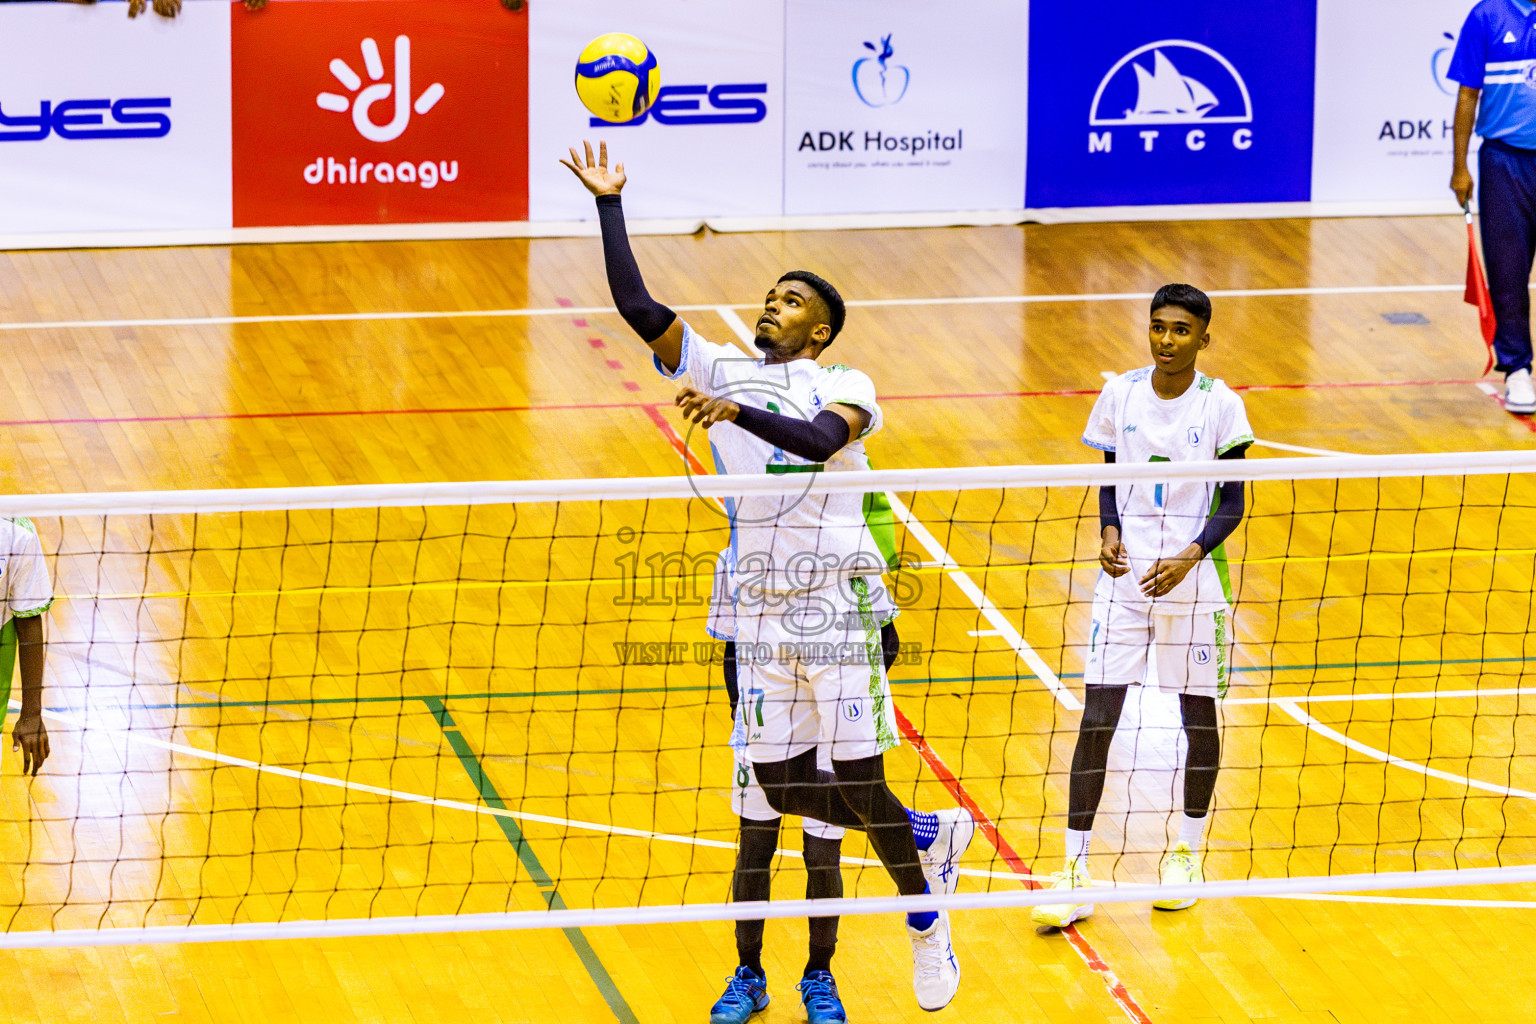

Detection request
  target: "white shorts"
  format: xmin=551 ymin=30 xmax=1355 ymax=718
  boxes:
xmin=736 ymin=575 xmax=902 ymax=763
xmin=1085 ymin=588 xmax=1232 ymax=698
xmin=732 ymin=743 xmax=845 ymax=841
xmin=708 ymin=549 xmax=898 ymax=641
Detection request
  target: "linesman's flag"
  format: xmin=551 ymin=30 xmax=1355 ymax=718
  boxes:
xmin=1465 ymin=207 xmax=1497 ymax=375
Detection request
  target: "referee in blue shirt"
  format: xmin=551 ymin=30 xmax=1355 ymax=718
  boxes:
xmin=1451 ymin=0 xmax=1536 ymax=414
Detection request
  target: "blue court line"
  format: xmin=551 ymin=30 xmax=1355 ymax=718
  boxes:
xmin=420 ymin=696 xmax=638 ymax=1024
xmin=44 ymin=654 xmax=1536 ymax=716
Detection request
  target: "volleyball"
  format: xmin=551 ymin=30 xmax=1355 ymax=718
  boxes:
xmin=574 ymin=33 xmax=660 ymax=124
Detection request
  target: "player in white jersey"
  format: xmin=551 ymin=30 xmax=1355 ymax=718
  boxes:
xmin=1033 ymin=284 xmax=1254 ymax=930
xmin=0 ymin=518 xmax=54 ymax=776
xmin=706 ymin=548 xmax=901 ymax=1024
xmin=563 ymin=141 xmax=975 ymax=1015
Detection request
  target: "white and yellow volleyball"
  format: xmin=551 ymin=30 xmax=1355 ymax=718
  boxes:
xmin=574 ymin=33 xmax=661 ymax=123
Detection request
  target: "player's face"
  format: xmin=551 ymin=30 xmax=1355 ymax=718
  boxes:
xmin=1148 ymin=305 xmax=1210 ymax=375
xmin=755 ymin=281 xmax=830 ymax=359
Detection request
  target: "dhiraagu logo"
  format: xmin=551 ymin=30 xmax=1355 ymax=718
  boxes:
xmin=1088 ymin=40 xmax=1254 ymax=154
xmin=305 ymin=35 xmax=458 ymax=190
xmin=853 ymin=34 xmax=910 ymax=108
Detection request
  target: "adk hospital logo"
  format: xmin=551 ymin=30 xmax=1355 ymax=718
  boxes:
xmin=1025 ymin=2 xmax=1315 ymax=208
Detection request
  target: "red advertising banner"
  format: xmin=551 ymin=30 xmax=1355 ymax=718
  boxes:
xmin=232 ymin=0 xmax=527 ymax=227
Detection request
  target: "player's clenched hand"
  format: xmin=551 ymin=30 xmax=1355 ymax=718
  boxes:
xmin=12 ymin=713 xmax=48 ymax=777
xmin=1139 ymin=542 xmax=1203 ymax=598
xmin=559 ymin=140 xmax=626 ymax=197
xmin=676 ymin=387 xmax=739 ymax=427
xmin=1100 ymin=528 xmax=1129 ymax=577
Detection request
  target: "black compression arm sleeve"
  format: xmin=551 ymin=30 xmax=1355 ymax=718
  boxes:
xmin=1099 ymin=450 xmax=1121 ymax=534
xmin=1192 ymin=445 xmax=1249 ymax=555
xmin=731 ymin=406 xmax=852 ymax=462
xmin=595 ymin=194 xmax=676 ymax=343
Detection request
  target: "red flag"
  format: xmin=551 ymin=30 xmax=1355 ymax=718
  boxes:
xmin=1465 ymin=209 xmax=1497 ymax=375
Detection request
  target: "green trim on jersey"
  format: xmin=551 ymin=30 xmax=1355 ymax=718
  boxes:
xmin=1214 ymin=609 xmax=1229 ymax=698
xmin=861 ymin=489 xmax=900 ymax=571
xmin=765 ymin=463 xmax=823 ymax=474
xmin=1197 ymin=375 xmax=1214 ymax=391
xmin=1206 ymin=488 xmax=1235 ymax=605
xmin=827 ymin=398 xmax=879 ymax=440
xmin=850 ymin=577 xmax=897 ymax=752
xmin=0 ymin=619 xmax=16 ymax=712
xmin=1217 ymin=433 xmax=1255 ymax=456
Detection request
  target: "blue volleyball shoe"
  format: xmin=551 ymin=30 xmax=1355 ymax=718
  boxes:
xmin=710 ymin=966 xmax=769 ymax=1023
xmin=796 ymin=971 xmax=848 ymax=1024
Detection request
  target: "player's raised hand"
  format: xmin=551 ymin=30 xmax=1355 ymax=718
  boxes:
xmin=1099 ymin=528 xmax=1130 ymax=577
xmin=676 ymin=387 xmax=739 ymax=427
xmin=12 ymin=713 xmax=48 ymax=777
xmin=560 ymin=140 xmax=627 ymax=197
xmin=1138 ymin=543 xmax=1202 ymax=598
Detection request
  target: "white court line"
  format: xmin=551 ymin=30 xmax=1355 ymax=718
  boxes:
xmin=1275 ymin=698 xmax=1536 ymax=801
xmin=1251 ymin=438 xmax=1353 ymax=457
xmin=709 ymin=306 xmax=1080 ymax=711
xmin=17 ymin=701 xmax=1024 ymax=883
xmin=0 ymin=282 xmax=1489 ymax=334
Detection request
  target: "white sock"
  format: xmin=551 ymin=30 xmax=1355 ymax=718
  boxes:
xmin=1064 ymin=827 xmax=1092 ymax=867
xmin=1178 ymin=812 xmax=1208 ymax=849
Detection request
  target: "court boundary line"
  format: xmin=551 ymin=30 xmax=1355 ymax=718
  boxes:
xmin=0 ymin=281 xmax=1511 ymax=334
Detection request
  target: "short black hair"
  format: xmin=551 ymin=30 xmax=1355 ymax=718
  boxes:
xmin=778 ymin=270 xmax=846 ymax=344
xmin=1150 ymin=283 xmax=1212 ymax=326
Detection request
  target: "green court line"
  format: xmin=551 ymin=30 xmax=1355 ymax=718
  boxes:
xmin=420 ymin=696 xmax=639 ymax=1024
xmin=46 ymin=654 xmax=1536 ymax=716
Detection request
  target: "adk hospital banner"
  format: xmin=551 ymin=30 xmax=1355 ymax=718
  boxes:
xmin=0 ymin=0 xmax=1492 ymax=245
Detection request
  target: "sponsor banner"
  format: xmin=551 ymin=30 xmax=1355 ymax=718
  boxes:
xmin=232 ymin=0 xmax=527 ymax=227
xmin=527 ymin=0 xmax=783 ymax=221
xmin=1026 ymin=2 xmax=1317 ymax=208
xmin=1312 ymin=0 xmax=1475 ymax=204
xmin=781 ymin=0 xmax=1027 ymax=216
xmin=0 ymin=1 xmax=231 ymax=234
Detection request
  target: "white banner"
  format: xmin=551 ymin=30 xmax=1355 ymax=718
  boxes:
xmin=1311 ymin=0 xmax=1477 ymax=205
xmin=527 ymin=0 xmax=784 ymax=222
xmin=782 ymin=0 xmax=1027 ymax=216
xmin=0 ymin=1 xmax=231 ymax=235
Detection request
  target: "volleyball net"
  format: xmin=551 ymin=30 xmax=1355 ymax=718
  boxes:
xmin=2 ymin=450 xmax=1536 ymax=946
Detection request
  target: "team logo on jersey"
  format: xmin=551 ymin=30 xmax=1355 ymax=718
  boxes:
xmin=842 ymin=699 xmax=864 ymax=722
xmin=1188 ymin=427 xmax=1202 ymax=447
xmin=1191 ymin=645 xmax=1212 ymax=665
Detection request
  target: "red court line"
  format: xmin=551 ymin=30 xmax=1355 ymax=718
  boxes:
xmin=894 ymin=707 xmax=1154 ymax=1024
xmin=0 ymin=377 xmax=1489 ymax=429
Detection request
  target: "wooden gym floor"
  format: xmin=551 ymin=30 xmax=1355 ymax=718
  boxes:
xmin=0 ymin=215 xmax=1532 ymax=1023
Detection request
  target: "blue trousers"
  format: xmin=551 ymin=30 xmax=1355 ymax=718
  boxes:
xmin=1479 ymin=138 xmax=1536 ymax=375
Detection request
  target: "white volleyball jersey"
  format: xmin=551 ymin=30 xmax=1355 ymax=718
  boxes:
xmin=656 ymin=320 xmax=897 ymax=593
xmin=1082 ymin=367 xmax=1254 ymax=613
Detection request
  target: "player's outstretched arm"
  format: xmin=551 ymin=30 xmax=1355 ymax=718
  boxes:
xmin=11 ymin=615 xmax=48 ymax=777
xmin=559 ymin=140 xmax=685 ymax=371
xmin=676 ymin=387 xmax=869 ymax=462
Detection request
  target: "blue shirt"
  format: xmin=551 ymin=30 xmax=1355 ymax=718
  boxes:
xmin=1450 ymin=0 xmax=1536 ymax=147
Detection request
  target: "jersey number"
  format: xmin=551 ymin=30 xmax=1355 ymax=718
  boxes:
xmin=1149 ymin=455 xmax=1170 ymax=508
xmin=744 ymin=686 xmax=765 ymax=728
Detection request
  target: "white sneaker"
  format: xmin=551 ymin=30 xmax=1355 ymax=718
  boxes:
xmin=908 ymin=910 xmax=960 ymax=1011
xmin=919 ymin=807 xmax=976 ymax=896
xmin=1029 ymin=858 xmax=1094 ymax=929
xmin=1506 ymin=369 xmax=1536 ymax=414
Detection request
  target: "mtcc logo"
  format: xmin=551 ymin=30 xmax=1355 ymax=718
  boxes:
xmin=317 ymin=35 xmax=445 ymax=143
xmin=1088 ymin=40 xmax=1254 ymax=154
xmin=853 ymin=34 xmax=909 ymax=107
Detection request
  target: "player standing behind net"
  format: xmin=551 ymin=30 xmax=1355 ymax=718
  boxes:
xmin=561 ymin=141 xmax=976 ymax=1013
xmin=1032 ymin=284 xmax=1253 ymax=930
xmin=1 ymin=517 xmax=53 ymax=778
xmin=706 ymin=547 xmax=902 ymax=1024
